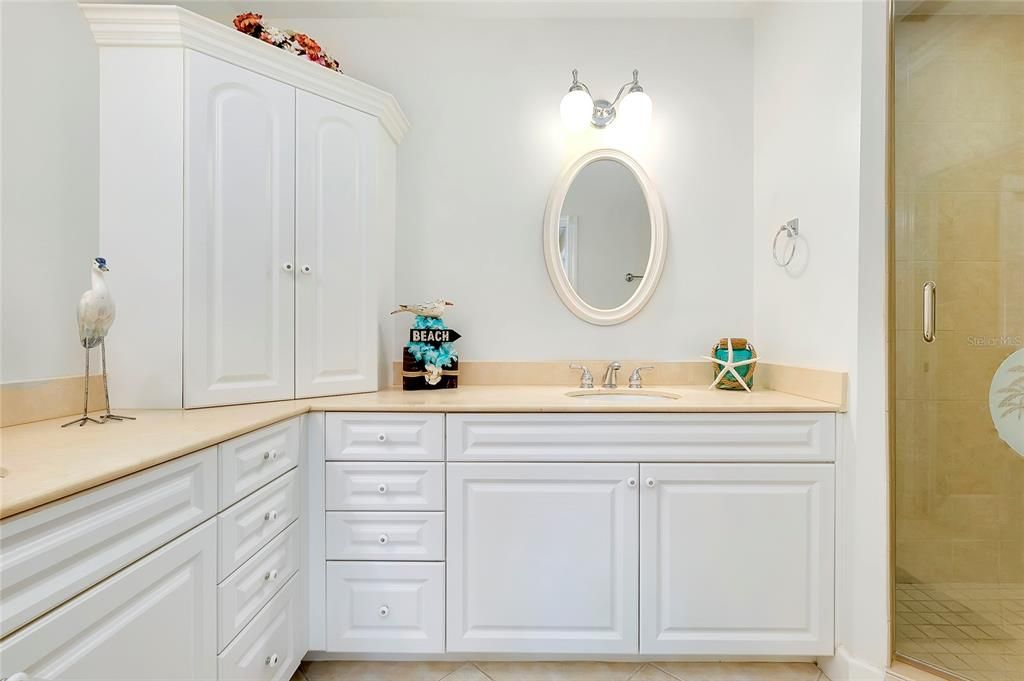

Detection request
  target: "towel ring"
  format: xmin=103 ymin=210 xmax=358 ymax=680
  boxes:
xmin=772 ymin=219 xmax=800 ymax=267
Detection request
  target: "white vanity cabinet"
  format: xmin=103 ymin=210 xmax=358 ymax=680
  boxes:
xmin=441 ymin=412 xmax=837 ymax=658
xmin=0 ymin=416 xmax=309 ymax=681
xmin=446 ymin=463 xmax=640 ymax=654
xmin=82 ymin=4 xmax=406 ymax=408
xmin=639 ymin=464 xmax=835 ymax=655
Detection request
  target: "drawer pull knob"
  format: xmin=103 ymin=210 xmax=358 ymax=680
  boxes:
xmin=376 ymin=433 xmax=387 ymax=442
xmin=264 ymin=510 xmax=279 ymax=521
xmin=645 ymin=477 xmax=656 ymax=488
xmin=378 ymin=533 xmax=389 ymax=545
xmin=378 ymin=605 xmax=390 ymax=617
xmin=627 ymin=477 xmax=637 ymax=487
xmin=264 ymin=449 xmax=278 ymax=461
xmin=377 ymin=483 xmax=388 ymax=494
xmin=265 ymin=654 xmax=280 ymax=667
xmin=264 ymin=569 xmax=279 ymax=581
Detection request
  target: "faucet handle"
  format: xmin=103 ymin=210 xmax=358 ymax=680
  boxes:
xmin=569 ymin=364 xmax=594 ymax=389
xmin=628 ymin=366 xmax=654 ymax=389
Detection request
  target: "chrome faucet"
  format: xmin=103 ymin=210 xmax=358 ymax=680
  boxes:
xmin=628 ymin=366 xmax=654 ymax=389
xmin=569 ymin=364 xmax=594 ymax=389
xmin=602 ymin=362 xmax=622 ymax=389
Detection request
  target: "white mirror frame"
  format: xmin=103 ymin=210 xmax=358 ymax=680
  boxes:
xmin=543 ymin=148 xmax=667 ymax=326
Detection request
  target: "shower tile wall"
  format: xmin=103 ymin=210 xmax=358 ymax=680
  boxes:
xmin=894 ymin=12 xmax=1024 ymax=588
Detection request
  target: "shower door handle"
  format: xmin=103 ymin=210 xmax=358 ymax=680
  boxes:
xmin=922 ymin=281 xmax=936 ymax=343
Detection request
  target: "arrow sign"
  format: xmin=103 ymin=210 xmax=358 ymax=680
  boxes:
xmin=409 ymin=328 xmax=462 ymax=346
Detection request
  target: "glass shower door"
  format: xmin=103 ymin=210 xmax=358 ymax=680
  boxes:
xmin=892 ymin=6 xmax=1024 ymax=680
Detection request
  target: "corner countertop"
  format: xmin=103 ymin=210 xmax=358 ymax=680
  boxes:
xmin=0 ymin=385 xmax=840 ymax=520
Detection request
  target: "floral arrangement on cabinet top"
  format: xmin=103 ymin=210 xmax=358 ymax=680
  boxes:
xmin=233 ymin=13 xmax=343 ymax=73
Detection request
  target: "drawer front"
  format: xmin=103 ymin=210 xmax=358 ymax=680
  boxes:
xmin=0 ymin=519 xmax=217 ymax=681
xmin=218 ymin=470 xmax=299 ymax=581
xmin=0 ymin=447 xmax=217 ymax=638
xmin=326 ymin=512 xmax=444 ymax=561
xmin=219 ymin=417 xmax=301 ymax=509
xmin=447 ymin=413 xmax=836 ymax=463
xmin=218 ymin=572 xmax=304 ymax=681
xmin=325 ymin=462 xmax=444 ymax=511
xmin=326 ymin=413 xmax=443 ymax=461
xmin=219 ymin=520 xmax=301 ymax=651
xmin=326 ymin=561 xmax=444 ymax=653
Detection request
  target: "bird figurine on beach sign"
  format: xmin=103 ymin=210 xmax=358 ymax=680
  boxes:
xmin=393 ymin=299 xmax=461 ymax=390
xmin=390 ymin=299 xmax=454 ymax=318
xmin=62 ymin=257 xmax=136 ymax=427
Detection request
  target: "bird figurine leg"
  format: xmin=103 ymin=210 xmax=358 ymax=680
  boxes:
xmin=62 ymin=348 xmax=102 ymax=427
xmin=99 ymin=339 xmax=134 ymax=423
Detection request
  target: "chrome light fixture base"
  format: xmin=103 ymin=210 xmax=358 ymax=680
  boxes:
xmin=591 ymin=99 xmax=616 ymax=128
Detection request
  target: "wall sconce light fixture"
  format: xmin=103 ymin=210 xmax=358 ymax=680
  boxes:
xmin=559 ymin=68 xmax=652 ymax=131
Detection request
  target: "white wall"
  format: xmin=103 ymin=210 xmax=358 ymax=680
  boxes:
xmin=268 ymin=15 xmax=755 ymax=361
xmin=752 ymin=2 xmax=889 ymax=678
xmin=0 ymin=0 xmax=99 ymax=383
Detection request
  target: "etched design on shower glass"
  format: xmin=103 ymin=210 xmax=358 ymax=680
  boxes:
xmin=990 ymin=349 xmax=1024 ymax=456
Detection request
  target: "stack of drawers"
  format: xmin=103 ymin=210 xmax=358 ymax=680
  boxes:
xmin=323 ymin=413 xmax=445 ymax=653
xmin=216 ymin=417 xmax=306 ymax=679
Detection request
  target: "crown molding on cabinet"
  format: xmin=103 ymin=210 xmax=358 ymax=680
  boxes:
xmin=79 ymin=3 xmax=410 ymax=143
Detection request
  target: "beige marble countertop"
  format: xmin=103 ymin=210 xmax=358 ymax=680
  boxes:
xmin=0 ymin=385 xmax=840 ymax=520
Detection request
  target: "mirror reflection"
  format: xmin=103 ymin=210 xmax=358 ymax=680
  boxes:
xmin=558 ymin=159 xmax=651 ymax=310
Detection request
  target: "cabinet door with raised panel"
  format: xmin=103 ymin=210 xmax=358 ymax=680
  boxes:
xmin=294 ymin=90 xmax=378 ymax=398
xmin=640 ymin=463 xmax=835 ymax=655
xmin=446 ymin=463 xmax=640 ymax=654
xmin=0 ymin=520 xmax=217 ymax=681
xmin=185 ymin=50 xmax=296 ymax=408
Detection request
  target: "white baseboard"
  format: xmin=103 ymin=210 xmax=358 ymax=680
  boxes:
xmin=819 ymin=647 xmax=886 ymax=681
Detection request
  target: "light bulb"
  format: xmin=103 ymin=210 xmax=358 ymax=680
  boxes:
xmin=618 ymin=89 xmax=652 ymax=128
xmin=560 ymin=88 xmax=593 ymax=131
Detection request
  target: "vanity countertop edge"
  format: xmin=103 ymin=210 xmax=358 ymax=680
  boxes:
xmin=0 ymin=385 xmax=841 ymax=520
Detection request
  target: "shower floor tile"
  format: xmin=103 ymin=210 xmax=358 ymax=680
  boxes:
xmin=895 ymin=583 xmax=1024 ymax=681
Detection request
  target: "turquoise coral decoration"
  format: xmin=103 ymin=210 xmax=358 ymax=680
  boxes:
xmin=407 ymin=316 xmax=458 ymax=369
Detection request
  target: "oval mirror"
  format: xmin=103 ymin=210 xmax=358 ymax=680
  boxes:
xmin=543 ymin=149 xmax=667 ymax=325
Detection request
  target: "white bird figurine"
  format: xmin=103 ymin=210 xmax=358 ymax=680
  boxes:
xmin=62 ymin=257 xmax=135 ymax=427
xmin=390 ymin=299 xmax=454 ymax=318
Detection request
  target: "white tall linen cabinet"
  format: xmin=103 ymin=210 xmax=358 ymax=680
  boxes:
xmin=83 ymin=5 xmax=407 ymax=408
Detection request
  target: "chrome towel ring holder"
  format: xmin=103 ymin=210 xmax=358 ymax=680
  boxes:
xmin=772 ymin=218 xmax=800 ymax=267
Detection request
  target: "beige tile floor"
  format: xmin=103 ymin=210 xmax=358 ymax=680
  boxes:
xmin=894 ymin=583 xmax=1024 ymax=681
xmin=291 ymin=661 xmax=827 ymax=681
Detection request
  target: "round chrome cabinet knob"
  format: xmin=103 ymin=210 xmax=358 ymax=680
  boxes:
xmin=300 ymin=265 xmax=312 ymax=274
xmin=265 ymin=654 xmax=280 ymax=667
xmin=377 ymin=483 xmax=388 ymax=494
xmin=264 ymin=449 xmax=278 ymax=461
xmin=378 ymin=534 xmax=389 ymax=545
xmin=645 ymin=477 xmax=656 ymax=487
xmin=627 ymin=477 xmax=637 ymax=487
xmin=264 ymin=510 xmax=278 ymax=521
xmin=282 ymin=262 xmax=294 ymax=272
xmin=264 ymin=569 xmax=279 ymax=581
xmin=378 ymin=605 xmax=390 ymax=617
xmin=377 ymin=433 xmax=387 ymax=443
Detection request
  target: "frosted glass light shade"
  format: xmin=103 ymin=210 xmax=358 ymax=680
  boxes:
xmin=618 ymin=90 xmax=653 ymax=128
xmin=560 ymin=89 xmax=593 ymax=131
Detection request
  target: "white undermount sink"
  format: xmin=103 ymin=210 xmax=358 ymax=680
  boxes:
xmin=565 ymin=389 xmax=680 ymax=402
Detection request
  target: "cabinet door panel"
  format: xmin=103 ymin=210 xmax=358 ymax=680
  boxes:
xmin=0 ymin=521 xmax=217 ymax=681
xmin=185 ymin=50 xmax=295 ymax=407
xmin=640 ymin=463 xmax=835 ymax=655
xmin=295 ymin=91 xmax=377 ymax=397
xmin=447 ymin=463 xmax=639 ymax=654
